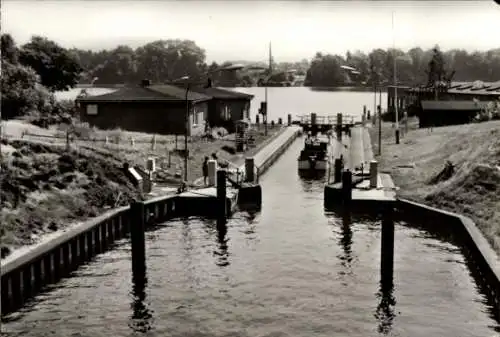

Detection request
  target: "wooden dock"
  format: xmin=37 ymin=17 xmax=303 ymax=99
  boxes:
xmin=324 ymin=125 xmax=397 ymax=210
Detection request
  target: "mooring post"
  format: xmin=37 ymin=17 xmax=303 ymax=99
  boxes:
xmin=208 ymin=159 xmax=217 ymax=186
xmin=336 ymin=113 xmax=343 ymax=140
xmin=130 ymin=201 xmax=146 ymax=277
xmin=381 ymin=205 xmax=395 ymax=290
xmin=245 ymin=157 xmax=255 ymax=183
xmin=342 ymin=169 xmax=352 ymax=207
xmin=334 ymin=158 xmax=342 ymax=183
xmin=216 ymin=170 xmax=227 ymax=219
xmin=370 ymin=160 xmax=378 ymax=189
xmin=287 ymin=113 xmax=292 ymax=126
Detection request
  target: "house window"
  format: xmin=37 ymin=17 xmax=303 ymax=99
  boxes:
xmin=244 ymin=102 xmax=250 ymax=119
xmin=220 ymin=105 xmax=231 ymax=120
xmin=86 ymin=104 xmax=98 ymax=115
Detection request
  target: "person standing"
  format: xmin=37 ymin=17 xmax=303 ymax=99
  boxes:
xmin=202 ymin=156 xmax=209 ymax=186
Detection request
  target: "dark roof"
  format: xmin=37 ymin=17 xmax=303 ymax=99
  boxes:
xmin=407 ymin=80 xmax=500 ymax=96
xmin=190 ymin=86 xmax=254 ymax=100
xmin=421 ymin=100 xmax=488 ymax=111
xmin=76 ymin=84 xmax=211 ymax=103
xmin=149 ymin=85 xmax=211 ymax=101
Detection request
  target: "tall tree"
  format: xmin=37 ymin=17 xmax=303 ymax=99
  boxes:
xmin=305 ymin=53 xmax=345 ymax=86
xmin=92 ymin=45 xmax=137 ymax=84
xmin=1 ymin=61 xmax=41 ymax=118
xmin=19 ymin=36 xmax=83 ymax=91
xmin=135 ymin=39 xmax=206 ymax=83
xmin=1 ymin=34 xmax=19 ymax=64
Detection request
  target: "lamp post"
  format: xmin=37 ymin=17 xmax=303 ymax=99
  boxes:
xmin=170 ymin=75 xmax=191 ymax=182
xmin=392 ymin=12 xmax=400 ymax=145
xmin=184 ymin=81 xmax=190 ymax=182
xmin=379 ymin=86 xmax=382 ymax=156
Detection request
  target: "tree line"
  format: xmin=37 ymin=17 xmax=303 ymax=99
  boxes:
xmin=72 ymin=42 xmax=309 ymax=87
xmin=71 ymin=40 xmax=500 ymax=88
xmin=305 ymin=46 xmax=500 ymax=87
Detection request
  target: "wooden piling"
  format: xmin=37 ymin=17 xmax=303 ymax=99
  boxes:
xmin=216 ymin=170 xmax=227 ymax=219
xmin=130 ymin=201 xmax=146 ymax=277
xmin=334 ymin=158 xmax=342 ymax=183
xmin=287 ymin=114 xmax=292 ymax=126
xmin=342 ymin=169 xmax=352 ymax=207
xmin=370 ymin=160 xmax=378 ymax=189
xmin=381 ymin=206 xmax=395 ymax=289
xmin=245 ymin=157 xmax=255 ymax=183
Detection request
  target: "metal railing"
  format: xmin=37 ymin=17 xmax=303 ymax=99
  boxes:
xmin=297 ymin=114 xmax=356 ymax=125
xmin=219 ymin=158 xmax=245 ymax=186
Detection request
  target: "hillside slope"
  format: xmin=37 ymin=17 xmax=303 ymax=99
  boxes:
xmin=369 ymin=119 xmax=500 ymax=253
xmin=0 ymin=139 xmax=142 ymax=258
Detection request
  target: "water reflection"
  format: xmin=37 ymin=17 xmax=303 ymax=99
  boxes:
xmin=339 ymin=211 xmax=354 ymax=274
xmin=214 ymin=217 xmax=229 ymax=267
xmin=374 ymin=277 xmax=397 ymax=335
xmin=298 ymin=172 xmax=326 ymax=193
xmin=129 ymin=271 xmax=154 ymax=333
xmin=239 ymin=210 xmax=260 ymax=239
xmin=402 ymin=216 xmax=500 ymax=326
xmin=298 ymin=170 xmax=326 ymax=181
xmin=181 ymin=218 xmax=196 ymax=287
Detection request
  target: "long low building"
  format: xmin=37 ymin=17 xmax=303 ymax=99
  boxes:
xmin=418 ymin=100 xmax=489 ymax=128
xmin=385 ymin=80 xmax=500 ymax=124
xmin=75 ymin=80 xmax=254 ymax=136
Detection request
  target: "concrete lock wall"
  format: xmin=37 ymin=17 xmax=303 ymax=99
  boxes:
xmin=397 ymin=199 xmax=500 ymax=307
xmin=0 ymin=195 xmax=180 ymax=316
xmin=254 ymin=128 xmax=301 ymax=178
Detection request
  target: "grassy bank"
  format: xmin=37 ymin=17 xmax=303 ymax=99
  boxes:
xmin=368 ymin=118 xmax=500 ymax=254
xmin=1 ymin=120 xmax=281 ymax=258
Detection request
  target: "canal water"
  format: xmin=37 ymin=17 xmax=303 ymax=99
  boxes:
xmin=2 ymin=138 xmax=498 ymax=337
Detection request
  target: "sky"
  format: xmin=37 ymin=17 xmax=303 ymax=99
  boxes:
xmin=2 ymin=0 xmax=500 ymax=63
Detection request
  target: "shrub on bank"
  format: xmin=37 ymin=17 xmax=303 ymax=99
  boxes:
xmin=0 ymin=140 xmax=142 ymax=258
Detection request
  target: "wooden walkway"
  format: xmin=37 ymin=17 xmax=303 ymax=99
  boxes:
xmin=253 ymin=126 xmax=301 ymax=168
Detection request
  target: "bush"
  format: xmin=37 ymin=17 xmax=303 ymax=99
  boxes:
xmin=1 ymin=61 xmax=41 ymax=119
